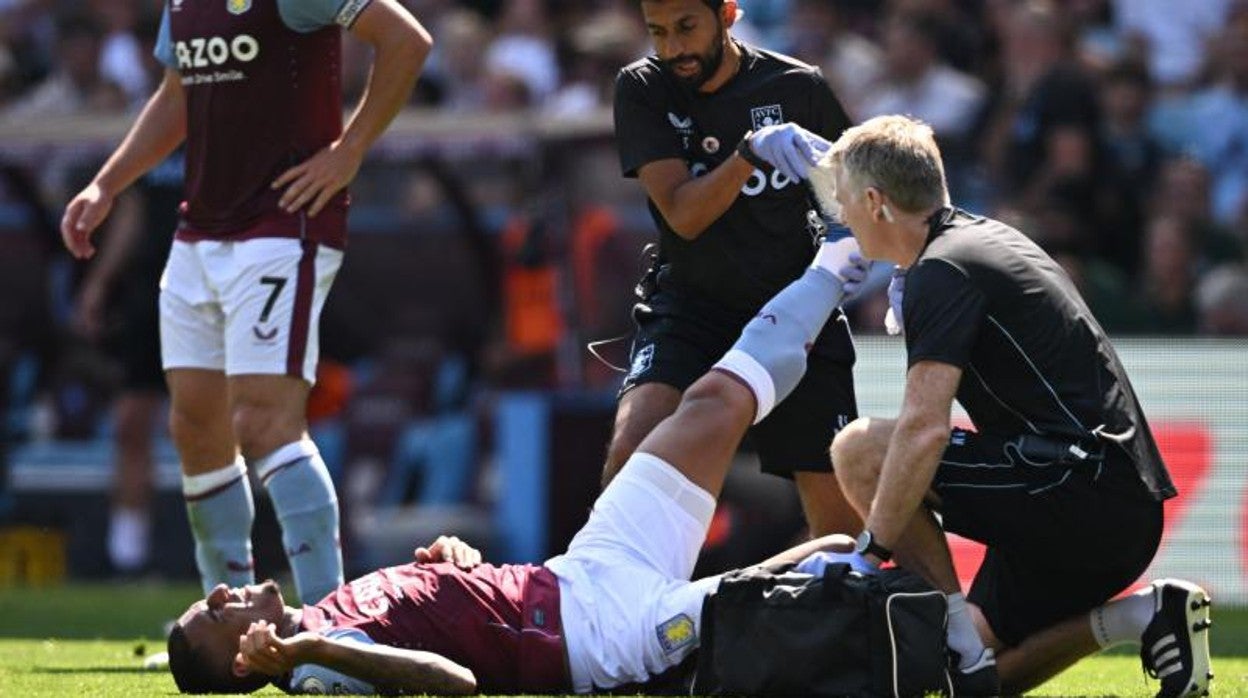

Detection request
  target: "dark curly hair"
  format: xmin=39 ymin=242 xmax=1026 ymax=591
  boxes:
xmin=167 ymin=623 xmax=269 ymax=694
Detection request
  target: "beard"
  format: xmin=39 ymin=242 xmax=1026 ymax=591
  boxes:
xmin=663 ymin=27 xmax=726 ymax=89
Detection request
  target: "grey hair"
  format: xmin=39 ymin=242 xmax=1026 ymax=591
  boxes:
xmin=821 ymin=115 xmax=950 ymax=214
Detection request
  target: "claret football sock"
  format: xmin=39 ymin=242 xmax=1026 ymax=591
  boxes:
xmin=254 ymin=440 xmax=343 ymax=603
xmin=713 ymin=267 xmax=845 ymax=423
xmin=183 ymin=460 xmax=255 ymax=593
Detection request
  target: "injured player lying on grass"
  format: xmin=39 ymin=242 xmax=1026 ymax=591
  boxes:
xmin=164 ymin=222 xmax=1211 ymax=696
xmin=166 ymin=230 xmax=871 ymax=695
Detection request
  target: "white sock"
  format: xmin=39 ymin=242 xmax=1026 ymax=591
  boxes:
xmin=947 ymin=592 xmax=988 ymax=670
xmin=1090 ymin=586 xmax=1155 ymax=649
xmin=108 ymin=507 xmax=150 ymax=571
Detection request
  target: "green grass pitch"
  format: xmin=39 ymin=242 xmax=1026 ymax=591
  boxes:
xmin=0 ymin=583 xmax=1245 ymax=696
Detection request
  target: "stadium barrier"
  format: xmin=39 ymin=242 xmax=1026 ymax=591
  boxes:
xmin=0 ymin=526 xmax=66 ymax=587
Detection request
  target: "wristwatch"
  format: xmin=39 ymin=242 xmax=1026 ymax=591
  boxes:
xmin=736 ymin=131 xmax=773 ymax=171
xmin=854 ymin=530 xmax=893 ymax=563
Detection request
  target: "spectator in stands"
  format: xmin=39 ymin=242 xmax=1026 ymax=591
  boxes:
xmin=1149 ymin=18 xmax=1248 ymax=226
xmin=1069 ymin=0 xmax=1132 ymax=71
xmin=422 ymin=9 xmax=491 ymax=111
xmin=88 ymin=0 xmax=149 ymax=107
xmin=780 ymin=0 xmax=883 ymax=120
xmin=1135 ymin=214 xmax=1199 ymax=333
xmin=1196 ymin=264 xmax=1248 ymax=335
xmin=1150 ymin=158 xmax=1244 ymax=270
xmin=0 ymin=12 xmax=125 ymax=122
xmin=857 ymin=11 xmax=987 ymax=144
xmin=1113 ymin=0 xmax=1232 ymax=89
xmin=1096 ymin=60 xmax=1163 ymax=276
xmin=0 ymin=0 xmax=56 ymax=107
xmin=888 ymin=0 xmax=989 ymax=76
xmin=546 ymin=10 xmax=643 ymax=117
xmin=483 ymin=0 xmax=559 ymax=108
xmin=981 ymin=0 xmax=1101 ymax=215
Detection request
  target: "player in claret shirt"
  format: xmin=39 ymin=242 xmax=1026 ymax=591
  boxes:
xmin=61 ymin=0 xmax=431 ymax=605
xmin=166 ymin=218 xmax=875 ymax=695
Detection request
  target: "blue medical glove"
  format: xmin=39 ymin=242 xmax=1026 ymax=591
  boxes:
xmin=749 ymin=123 xmax=832 ymax=182
xmin=839 ymin=251 xmax=871 ymax=300
xmin=795 ymin=550 xmax=879 ymax=576
xmin=885 ymin=267 xmax=906 ymax=336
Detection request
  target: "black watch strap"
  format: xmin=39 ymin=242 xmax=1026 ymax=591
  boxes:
xmin=736 ymin=131 xmax=772 ymax=171
xmin=856 ymin=530 xmax=893 ymax=562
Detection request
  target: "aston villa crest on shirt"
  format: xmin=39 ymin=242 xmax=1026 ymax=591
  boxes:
xmin=750 ymin=104 xmax=784 ymax=130
xmin=227 ymin=0 xmax=251 ymax=15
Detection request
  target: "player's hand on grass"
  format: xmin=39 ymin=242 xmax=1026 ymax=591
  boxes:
xmin=236 ymin=620 xmax=319 ymax=677
xmin=749 ymin=123 xmax=832 ymax=182
xmin=415 ymin=535 xmax=482 ymax=569
xmin=61 ymin=182 xmax=114 ymax=260
xmin=272 ymin=138 xmax=364 ymax=217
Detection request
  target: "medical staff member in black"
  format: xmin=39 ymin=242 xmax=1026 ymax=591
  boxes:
xmin=606 ymin=0 xmax=860 ymax=537
xmin=822 ymin=115 xmax=1210 ymax=698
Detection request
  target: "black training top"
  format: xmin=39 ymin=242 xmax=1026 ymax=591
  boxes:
xmin=614 ymin=40 xmax=852 ymax=321
xmin=903 ymin=208 xmax=1176 ymax=502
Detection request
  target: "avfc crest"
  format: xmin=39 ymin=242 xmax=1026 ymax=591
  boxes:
xmin=750 ymin=104 xmax=784 ymax=130
xmin=227 ymin=0 xmax=251 ymax=15
xmin=656 ymin=613 xmax=697 ymax=655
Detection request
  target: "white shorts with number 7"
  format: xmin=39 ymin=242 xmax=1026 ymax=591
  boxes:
xmin=159 ymin=238 xmax=344 ymax=385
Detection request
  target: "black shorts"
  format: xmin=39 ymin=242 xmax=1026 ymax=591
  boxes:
xmin=106 ymin=285 xmax=165 ymax=392
xmin=619 ymin=298 xmax=857 ymax=478
xmin=934 ymin=429 xmax=1163 ymax=646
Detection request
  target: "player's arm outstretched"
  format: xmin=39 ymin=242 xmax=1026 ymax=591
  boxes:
xmin=236 ymin=620 xmax=477 ymax=695
xmin=61 ymin=69 xmax=186 ymax=260
xmin=273 ymin=0 xmax=432 ymax=217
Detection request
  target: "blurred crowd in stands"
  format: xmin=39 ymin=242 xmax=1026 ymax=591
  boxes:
xmin=0 ymin=0 xmax=1245 ymax=578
